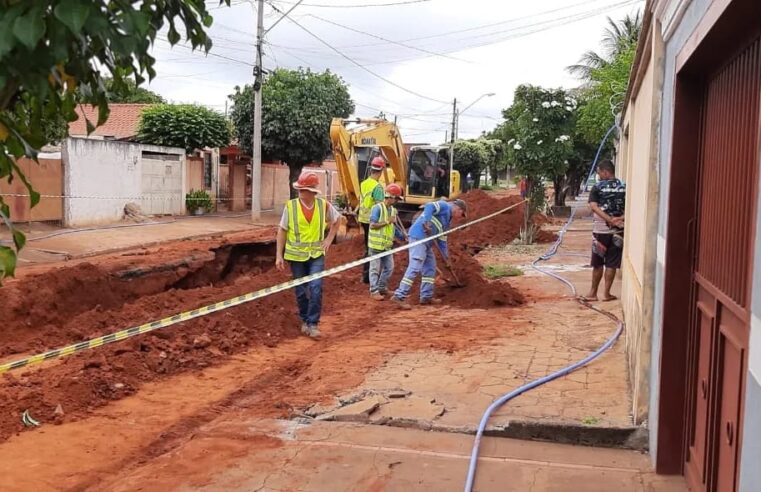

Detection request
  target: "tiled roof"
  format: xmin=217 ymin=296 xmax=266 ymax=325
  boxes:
xmin=68 ymin=104 xmax=154 ymax=139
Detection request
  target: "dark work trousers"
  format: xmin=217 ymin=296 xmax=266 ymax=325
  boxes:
xmin=361 ymin=222 xmax=370 ymax=283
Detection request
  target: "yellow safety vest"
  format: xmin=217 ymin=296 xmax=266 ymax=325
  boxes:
xmin=368 ymin=203 xmax=396 ymax=251
xmin=358 ymin=177 xmax=381 ymax=224
xmin=284 ymin=198 xmax=328 ymax=262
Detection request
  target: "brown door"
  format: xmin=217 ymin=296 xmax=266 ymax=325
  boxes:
xmin=684 ymin=36 xmax=760 ymax=492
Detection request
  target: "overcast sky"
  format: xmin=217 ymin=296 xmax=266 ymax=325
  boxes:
xmin=148 ymin=0 xmax=644 ymax=145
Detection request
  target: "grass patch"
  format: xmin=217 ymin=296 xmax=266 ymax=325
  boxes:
xmin=581 ymin=416 xmax=601 ymax=426
xmin=483 ymin=264 xmax=524 ymax=279
xmin=479 ymin=184 xmax=494 ymax=191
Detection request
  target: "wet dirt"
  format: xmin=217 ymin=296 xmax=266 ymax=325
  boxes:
xmin=0 ymin=190 xmax=529 ymax=443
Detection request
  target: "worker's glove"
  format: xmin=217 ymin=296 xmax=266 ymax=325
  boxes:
xmin=423 ymin=222 xmax=432 ymax=235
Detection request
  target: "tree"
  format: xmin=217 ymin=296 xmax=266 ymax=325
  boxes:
xmin=105 ymin=78 xmax=165 ymax=104
xmin=138 ymin=104 xmax=230 ymax=153
xmin=566 ymin=12 xmax=642 ymax=80
xmin=0 ymin=0 xmax=226 ymax=281
xmin=453 ymin=139 xmax=489 ymax=188
xmin=503 ymin=85 xmax=576 ymax=208
xmin=229 ymin=68 xmax=354 ymax=195
xmin=575 ymin=45 xmax=635 ymax=146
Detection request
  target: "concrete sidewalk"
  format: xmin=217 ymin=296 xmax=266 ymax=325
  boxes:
xmin=98 ymin=419 xmax=685 ymax=491
xmin=2 ymin=211 xmax=280 ymax=265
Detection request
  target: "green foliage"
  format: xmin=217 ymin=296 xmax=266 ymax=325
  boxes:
xmin=452 ymin=137 xmax=504 ymax=188
xmin=0 ymin=0 xmax=227 ymax=282
xmin=138 ymin=104 xmax=230 ymax=153
xmin=501 ymin=85 xmax=576 ymax=210
xmin=503 ymin=85 xmax=576 ymax=180
xmin=576 ymin=45 xmax=635 ymax=145
xmin=483 ymin=264 xmax=523 ymax=279
xmin=185 ymin=189 xmax=212 ymax=213
xmin=229 ymin=68 xmax=354 ymax=177
xmin=453 ymin=139 xmax=489 ymax=178
xmin=105 ymin=78 xmax=165 ymax=103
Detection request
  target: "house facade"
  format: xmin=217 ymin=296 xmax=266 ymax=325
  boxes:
xmin=619 ymin=0 xmax=760 ymax=490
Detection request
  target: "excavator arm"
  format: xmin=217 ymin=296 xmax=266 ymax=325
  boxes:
xmin=330 ymin=118 xmax=408 ymax=210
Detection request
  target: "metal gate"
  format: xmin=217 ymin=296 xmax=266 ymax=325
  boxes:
xmin=685 ymin=35 xmax=761 ymax=492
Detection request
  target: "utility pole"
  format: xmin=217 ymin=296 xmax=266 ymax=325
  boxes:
xmin=449 ymin=98 xmax=457 ymax=184
xmin=251 ymin=0 xmax=264 ymax=220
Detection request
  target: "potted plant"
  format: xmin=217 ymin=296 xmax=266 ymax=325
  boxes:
xmin=186 ymin=189 xmax=212 ymax=215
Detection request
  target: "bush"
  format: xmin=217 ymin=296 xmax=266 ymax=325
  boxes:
xmin=483 ymin=264 xmax=524 ymax=279
xmin=138 ymin=104 xmax=230 ymax=153
xmin=186 ymin=189 xmax=212 ymax=213
xmin=480 ymin=184 xmax=494 ymax=191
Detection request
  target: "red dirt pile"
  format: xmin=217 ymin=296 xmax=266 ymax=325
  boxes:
xmin=0 ymin=190 xmax=530 ymax=440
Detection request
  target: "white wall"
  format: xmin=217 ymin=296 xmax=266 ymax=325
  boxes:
xmin=63 ymin=138 xmax=186 ymax=226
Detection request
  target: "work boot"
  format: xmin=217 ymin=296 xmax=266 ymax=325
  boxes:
xmin=391 ymin=296 xmax=412 ymax=310
xmin=378 ymin=288 xmax=388 ymax=296
xmin=370 ymin=292 xmax=385 ymax=301
xmin=307 ymin=324 xmax=321 ymax=340
xmin=300 ymin=322 xmax=310 ymax=335
xmin=420 ymin=298 xmax=442 ymax=305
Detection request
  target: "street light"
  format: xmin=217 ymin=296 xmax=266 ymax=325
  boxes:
xmin=456 ymin=92 xmax=496 ymax=141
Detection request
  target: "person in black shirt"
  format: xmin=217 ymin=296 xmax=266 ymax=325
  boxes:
xmin=583 ymin=159 xmax=625 ymax=302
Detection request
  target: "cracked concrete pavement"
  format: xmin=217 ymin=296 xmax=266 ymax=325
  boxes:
xmin=305 ymin=217 xmax=637 ymax=447
xmin=97 ymin=419 xmax=684 ymax=491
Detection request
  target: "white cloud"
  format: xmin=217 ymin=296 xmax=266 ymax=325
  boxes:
xmin=147 ymin=0 xmax=644 ymax=145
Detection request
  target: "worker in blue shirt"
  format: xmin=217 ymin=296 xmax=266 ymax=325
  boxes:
xmin=391 ymin=198 xmax=467 ymax=308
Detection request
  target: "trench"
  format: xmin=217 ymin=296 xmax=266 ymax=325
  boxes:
xmin=2 ymin=241 xmax=278 ymax=357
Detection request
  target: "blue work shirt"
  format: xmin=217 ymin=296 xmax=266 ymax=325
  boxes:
xmin=408 ymin=199 xmax=451 ymax=258
xmin=369 ymin=203 xmax=406 ymax=243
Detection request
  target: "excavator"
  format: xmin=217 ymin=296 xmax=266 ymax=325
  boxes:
xmin=329 ymin=117 xmax=461 ymax=225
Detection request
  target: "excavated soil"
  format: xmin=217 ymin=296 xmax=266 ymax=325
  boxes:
xmin=0 ymin=190 xmax=528 ymax=441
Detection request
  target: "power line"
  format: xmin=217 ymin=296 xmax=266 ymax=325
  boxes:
xmin=266 ymin=2 xmax=449 ymax=104
xmin=305 ymin=13 xmax=469 ymax=64
xmin=156 ymin=37 xmax=255 ymax=66
xmin=272 ymin=0 xmax=431 ymax=8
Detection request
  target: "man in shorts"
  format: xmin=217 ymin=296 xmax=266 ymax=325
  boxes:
xmin=583 ymin=159 xmax=625 ymax=302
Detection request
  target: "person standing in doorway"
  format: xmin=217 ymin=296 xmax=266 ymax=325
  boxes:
xmin=583 ymin=159 xmax=626 ymax=302
xmin=358 ymin=156 xmax=386 ymax=284
xmin=276 ymin=172 xmax=341 ymax=339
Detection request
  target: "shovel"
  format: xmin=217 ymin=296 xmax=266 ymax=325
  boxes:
xmin=433 ymin=241 xmax=465 ymax=288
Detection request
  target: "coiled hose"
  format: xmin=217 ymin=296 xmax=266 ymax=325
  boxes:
xmin=463 ymin=207 xmax=625 ymax=492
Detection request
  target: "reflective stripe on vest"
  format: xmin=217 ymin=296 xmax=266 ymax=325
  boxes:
xmin=368 ymin=203 xmax=395 ymax=251
xmin=430 ymin=216 xmax=447 ymax=242
xmin=358 ymin=177 xmax=380 ymax=224
xmin=284 ymin=198 xmax=327 ymax=262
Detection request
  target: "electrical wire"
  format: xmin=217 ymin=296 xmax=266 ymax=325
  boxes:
xmin=265 ymin=1 xmax=449 ymax=104
xmin=271 ymin=0 xmax=431 ymax=8
xmin=305 ymin=13 xmax=470 ymax=64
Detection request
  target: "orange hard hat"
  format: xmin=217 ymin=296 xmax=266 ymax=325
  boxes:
xmin=385 ymin=183 xmax=403 ymax=198
xmin=370 ymin=156 xmax=385 ymax=171
xmin=293 ymin=171 xmax=320 ymax=193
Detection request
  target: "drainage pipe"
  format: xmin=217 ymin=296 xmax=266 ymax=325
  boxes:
xmin=463 ymin=207 xmax=624 ymax=492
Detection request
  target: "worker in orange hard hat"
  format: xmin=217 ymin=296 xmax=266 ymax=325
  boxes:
xmin=358 ymin=156 xmax=387 ymax=284
xmin=367 ymin=183 xmax=406 ymax=300
xmin=276 ymin=171 xmax=341 ymax=339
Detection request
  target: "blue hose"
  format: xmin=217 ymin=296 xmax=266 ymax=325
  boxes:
xmin=583 ymin=124 xmax=618 ymax=193
xmin=463 ymin=207 xmax=625 ymax=492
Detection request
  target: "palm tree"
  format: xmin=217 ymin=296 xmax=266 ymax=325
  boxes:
xmin=567 ymin=11 xmax=642 ymax=80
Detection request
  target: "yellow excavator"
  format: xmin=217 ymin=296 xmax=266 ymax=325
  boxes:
xmin=329 ymin=117 xmax=461 ymax=224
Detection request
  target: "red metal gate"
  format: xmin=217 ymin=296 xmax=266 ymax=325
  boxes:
xmin=685 ymin=35 xmax=761 ymax=492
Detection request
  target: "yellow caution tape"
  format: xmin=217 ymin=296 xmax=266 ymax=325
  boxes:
xmin=0 ymin=200 xmax=525 ymax=374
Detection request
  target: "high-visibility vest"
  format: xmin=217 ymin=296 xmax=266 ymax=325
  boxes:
xmin=284 ymin=198 xmax=327 ymax=262
xmin=368 ymin=203 xmax=396 ymax=251
xmin=358 ymin=177 xmax=380 ymax=224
